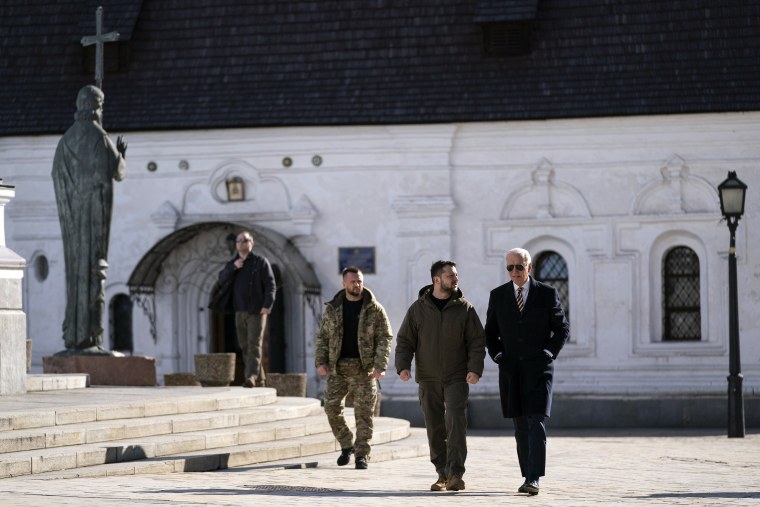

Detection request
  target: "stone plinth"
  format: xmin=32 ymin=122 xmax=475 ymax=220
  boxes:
xmin=164 ymin=372 xmax=201 ymax=387
xmin=0 ymin=181 xmax=27 ymax=395
xmin=194 ymin=353 xmax=235 ymax=387
xmin=43 ymin=355 xmax=157 ymax=386
xmin=266 ymin=373 xmax=307 ymax=397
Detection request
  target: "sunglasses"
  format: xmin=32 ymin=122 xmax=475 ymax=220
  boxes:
xmin=236 ymin=238 xmax=252 ymax=243
xmin=506 ymin=264 xmax=527 ymax=272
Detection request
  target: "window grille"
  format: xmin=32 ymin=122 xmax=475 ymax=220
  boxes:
xmin=662 ymin=246 xmax=701 ymax=341
xmin=534 ymin=251 xmax=569 ymax=320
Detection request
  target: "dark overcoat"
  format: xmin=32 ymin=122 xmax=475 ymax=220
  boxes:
xmin=484 ymin=277 xmax=569 ymax=418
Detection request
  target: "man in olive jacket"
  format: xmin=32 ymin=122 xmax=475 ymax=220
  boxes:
xmin=315 ymin=267 xmax=393 ymax=469
xmin=395 ymin=260 xmax=485 ymax=492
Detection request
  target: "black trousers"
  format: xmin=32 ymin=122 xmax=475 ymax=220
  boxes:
xmin=513 ymin=414 xmax=546 ymax=480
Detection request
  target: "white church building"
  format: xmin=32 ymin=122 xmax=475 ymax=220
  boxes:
xmin=1 ymin=1 xmax=758 ymax=427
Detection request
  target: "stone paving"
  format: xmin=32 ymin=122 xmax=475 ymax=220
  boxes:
xmin=1 ymin=427 xmax=758 ymax=506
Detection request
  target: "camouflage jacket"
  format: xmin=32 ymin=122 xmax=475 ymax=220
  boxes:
xmin=315 ymin=288 xmax=393 ymax=373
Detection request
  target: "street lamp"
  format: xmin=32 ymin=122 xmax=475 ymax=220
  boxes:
xmin=717 ymin=170 xmax=747 ymax=438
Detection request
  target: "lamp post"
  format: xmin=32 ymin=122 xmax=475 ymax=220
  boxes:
xmin=717 ymin=170 xmax=747 ymax=438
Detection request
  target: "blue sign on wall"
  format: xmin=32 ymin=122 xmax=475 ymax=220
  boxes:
xmin=338 ymin=247 xmax=376 ymax=274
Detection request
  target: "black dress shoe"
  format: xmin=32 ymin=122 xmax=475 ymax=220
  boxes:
xmin=517 ymin=480 xmax=529 ymax=493
xmin=524 ymin=479 xmax=539 ymax=495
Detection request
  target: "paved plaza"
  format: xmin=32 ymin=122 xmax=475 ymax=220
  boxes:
xmin=1 ymin=427 xmax=757 ymax=506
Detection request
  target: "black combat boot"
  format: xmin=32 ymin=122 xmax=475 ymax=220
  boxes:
xmin=337 ymin=447 xmax=354 ymax=466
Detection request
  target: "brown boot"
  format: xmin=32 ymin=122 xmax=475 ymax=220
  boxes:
xmin=430 ymin=477 xmax=447 ymax=491
xmin=446 ymin=476 xmax=465 ymax=491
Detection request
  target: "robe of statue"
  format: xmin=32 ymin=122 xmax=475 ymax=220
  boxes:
xmin=52 ymin=102 xmax=125 ymax=350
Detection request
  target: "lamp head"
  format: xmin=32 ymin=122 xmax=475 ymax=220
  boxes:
xmin=718 ymin=171 xmax=747 ymax=219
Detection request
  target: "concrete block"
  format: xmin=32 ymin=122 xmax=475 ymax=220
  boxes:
xmin=97 ymin=404 xmax=145 ymax=421
xmin=225 ymin=448 xmax=271 ymax=467
xmin=275 ymin=424 xmax=306 ymax=440
xmin=11 ymin=412 xmax=56 ymax=430
xmin=46 ymin=429 xmax=86 ymax=448
xmin=131 ymin=461 xmax=175 ymax=475
xmin=177 ymin=397 xmax=217 ymax=414
xmin=0 ymin=309 xmax=27 ymax=395
xmin=144 ymin=400 xmax=178 ymax=417
xmin=178 ymin=454 xmax=221 ymax=472
xmin=299 ymin=440 xmax=335 ymax=456
xmin=155 ymin=436 xmax=206 ymax=456
xmin=86 ymin=426 xmax=126 ymax=443
xmin=0 ymin=433 xmax=46 ymax=453
xmin=172 ymin=415 xmax=214 ymax=433
xmin=205 ymin=431 xmax=239 ymax=449
xmin=31 ymin=452 xmax=77 ymax=473
xmin=77 ymin=447 xmax=116 ymax=467
xmin=0 ymin=458 xmax=31 ymax=478
xmin=42 ymin=356 xmax=156 ymax=386
xmin=123 ymin=419 xmax=173 ymax=439
xmin=116 ymin=443 xmax=156 ymax=462
xmin=237 ymin=427 xmax=276 ymax=445
xmin=56 ymin=407 xmax=97 ymax=425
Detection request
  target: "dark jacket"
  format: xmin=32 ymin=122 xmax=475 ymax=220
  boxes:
xmin=218 ymin=252 xmax=276 ymax=314
xmin=484 ymin=277 xmax=569 ymax=418
xmin=395 ymin=284 xmax=485 ymax=384
xmin=314 ymin=288 xmax=394 ymax=373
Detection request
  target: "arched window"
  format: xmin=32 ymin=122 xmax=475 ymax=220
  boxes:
xmin=662 ymin=246 xmax=701 ymax=341
xmin=534 ymin=251 xmax=569 ymax=320
xmin=109 ymin=294 xmax=134 ymax=354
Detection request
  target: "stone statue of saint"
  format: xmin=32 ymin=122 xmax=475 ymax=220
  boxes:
xmin=52 ymin=85 xmax=126 ymax=353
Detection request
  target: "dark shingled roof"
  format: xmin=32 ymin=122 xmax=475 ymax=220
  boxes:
xmin=1 ymin=0 xmax=759 ymax=135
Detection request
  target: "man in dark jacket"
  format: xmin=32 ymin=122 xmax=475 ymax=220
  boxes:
xmin=485 ymin=248 xmax=569 ymax=496
xmin=396 ymin=260 xmax=485 ymax=492
xmin=218 ymin=231 xmax=276 ymax=388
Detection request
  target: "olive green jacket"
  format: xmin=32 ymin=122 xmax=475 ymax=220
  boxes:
xmin=315 ymin=288 xmax=394 ymax=373
xmin=395 ymin=284 xmax=486 ymax=383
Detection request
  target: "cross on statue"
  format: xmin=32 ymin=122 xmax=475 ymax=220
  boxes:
xmin=80 ymin=6 xmax=120 ymax=90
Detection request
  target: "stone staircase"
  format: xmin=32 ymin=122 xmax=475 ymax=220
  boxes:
xmin=0 ymin=385 xmax=426 ymax=479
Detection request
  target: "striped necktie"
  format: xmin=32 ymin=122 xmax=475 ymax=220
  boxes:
xmin=516 ymin=286 xmax=524 ymax=314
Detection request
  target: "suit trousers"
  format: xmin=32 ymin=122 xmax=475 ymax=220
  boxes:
xmin=234 ymin=312 xmax=267 ymax=382
xmin=513 ymin=414 xmax=546 ymax=480
xmin=418 ymin=381 xmax=469 ymax=480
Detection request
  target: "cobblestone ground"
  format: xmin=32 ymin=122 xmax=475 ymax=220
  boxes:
xmin=1 ymin=429 xmax=758 ymax=506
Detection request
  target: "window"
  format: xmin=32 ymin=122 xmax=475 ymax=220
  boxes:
xmin=534 ymin=251 xmax=569 ymax=320
xmin=662 ymin=246 xmax=701 ymax=341
xmin=109 ymin=294 xmax=134 ymax=353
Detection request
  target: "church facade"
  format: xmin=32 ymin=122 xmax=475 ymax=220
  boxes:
xmin=1 ymin=1 xmax=759 ymax=425
xmin=5 ymin=113 xmax=760 ymax=411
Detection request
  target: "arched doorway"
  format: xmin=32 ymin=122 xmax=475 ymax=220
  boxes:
xmin=127 ymin=221 xmax=321 ymax=379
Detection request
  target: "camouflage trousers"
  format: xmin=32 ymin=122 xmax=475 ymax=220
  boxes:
xmin=323 ymin=358 xmax=377 ymax=458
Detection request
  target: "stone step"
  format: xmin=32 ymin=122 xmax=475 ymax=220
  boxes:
xmin=0 ymin=411 xmax=333 ymax=478
xmin=24 ymin=418 xmax=424 ymax=479
xmin=0 ymin=397 xmax=322 ymax=454
xmin=25 ymin=374 xmax=89 ymax=393
xmin=0 ymin=387 xmax=278 ymax=431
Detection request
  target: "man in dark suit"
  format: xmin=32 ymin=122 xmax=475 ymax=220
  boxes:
xmin=485 ymin=248 xmax=569 ymax=496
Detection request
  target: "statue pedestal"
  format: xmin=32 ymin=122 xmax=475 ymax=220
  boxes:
xmin=43 ymin=355 xmax=157 ymax=386
xmin=0 ymin=182 xmax=27 ymax=395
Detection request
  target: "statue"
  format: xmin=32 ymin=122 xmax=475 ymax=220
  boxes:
xmin=52 ymin=85 xmax=126 ymax=354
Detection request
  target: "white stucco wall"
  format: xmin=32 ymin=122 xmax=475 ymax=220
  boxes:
xmin=1 ymin=112 xmax=758 ymax=398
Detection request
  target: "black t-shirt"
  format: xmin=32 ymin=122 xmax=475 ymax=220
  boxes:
xmin=340 ymin=298 xmax=363 ymax=358
xmin=430 ymin=293 xmax=451 ymax=311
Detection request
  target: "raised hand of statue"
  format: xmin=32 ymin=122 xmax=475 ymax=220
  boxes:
xmin=116 ymin=135 xmax=128 ymax=158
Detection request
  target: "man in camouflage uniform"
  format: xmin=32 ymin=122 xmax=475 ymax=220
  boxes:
xmin=316 ymin=266 xmax=393 ymax=469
